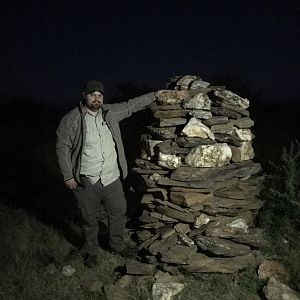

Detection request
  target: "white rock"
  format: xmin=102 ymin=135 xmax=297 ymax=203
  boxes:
xmin=156 ymin=90 xmax=189 ymax=105
xmin=148 ymin=140 xmax=163 ymax=156
xmin=158 ymin=152 xmax=181 ymax=169
xmin=182 ymin=117 xmax=215 ymax=139
xmin=264 ymin=277 xmax=300 ymax=300
xmin=61 ymin=265 xmax=76 ymax=277
xmin=194 ymin=213 xmax=211 ymax=228
xmin=152 ymin=282 xmax=185 ymax=300
xmin=234 ymin=128 xmax=252 ymax=141
xmin=226 ymin=219 xmax=248 ymax=233
xmin=149 ymin=173 xmax=162 ymax=181
xmin=182 ymin=93 xmax=212 ymax=110
xmin=229 ymin=141 xmax=254 ymax=162
xmin=185 ymin=143 xmax=232 ymax=168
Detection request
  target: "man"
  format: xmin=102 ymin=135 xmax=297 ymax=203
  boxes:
xmin=56 ymin=80 xmax=157 ymax=267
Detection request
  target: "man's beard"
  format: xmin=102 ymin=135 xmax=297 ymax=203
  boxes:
xmin=88 ymin=101 xmax=101 ymax=111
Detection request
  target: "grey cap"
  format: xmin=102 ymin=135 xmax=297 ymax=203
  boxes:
xmin=83 ymin=80 xmax=104 ymax=94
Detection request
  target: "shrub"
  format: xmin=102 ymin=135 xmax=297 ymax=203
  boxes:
xmin=259 ymin=140 xmax=300 ymax=290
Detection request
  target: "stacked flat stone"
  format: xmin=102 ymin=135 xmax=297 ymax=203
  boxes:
xmin=133 ymin=75 xmax=266 ymax=273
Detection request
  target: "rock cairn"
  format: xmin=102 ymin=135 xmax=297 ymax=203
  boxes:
xmin=133 ymin=75 xmax=266 ymax=273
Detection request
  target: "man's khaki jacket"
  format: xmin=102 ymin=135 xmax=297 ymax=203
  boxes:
xmin=56 ymin=92 xmax=155 ymax=183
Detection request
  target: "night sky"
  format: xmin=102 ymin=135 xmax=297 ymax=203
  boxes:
xmin=0 ymin=0 xmax=299 ymax=103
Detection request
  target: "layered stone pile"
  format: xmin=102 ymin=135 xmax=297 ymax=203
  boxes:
xmin=133 ymin=75 xmax=266 ymax=273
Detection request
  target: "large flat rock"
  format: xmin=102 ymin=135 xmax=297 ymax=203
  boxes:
xmin=158 ymin=176 xmax=239 ymax=191
xmin=176 ymin=136 xmax=216 ymax=147
xmin=154 ymin=109 xmax=190 ymax=119
xmin=214 ymin=184 xmax=261 ymax=199
xmin=157 ymin=118 xmax=187 ymax=127
xmin=148 ymin=234 xmax=178 ymax=255
xmin=214 ymin=90 xmax=250 ymax=109
xmin=160 ymin=244 xmax=199 ymax=264
xmin=171 ymin=160 xmax=262 ymax=182
xmin=156 ymin=205 xmax=197 ymax=223
xmin=204 ymin=227 xmax=267 ymax=248
xmin=195 ymin=235 xmax=251 ymax=257
xmin=183 ymin=253 xmax=256 ymax=273
xmin=147 ymin=126 xmax=176 ymax=139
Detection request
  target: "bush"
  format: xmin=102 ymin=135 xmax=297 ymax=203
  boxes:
xmin=259 ymin=140 xmax=300 ymax=290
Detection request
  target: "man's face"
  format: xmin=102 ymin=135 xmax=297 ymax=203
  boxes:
xmin=83 ymin=91 xmax=103 ymax=112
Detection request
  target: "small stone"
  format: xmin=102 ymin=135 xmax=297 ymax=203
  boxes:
xmin=158 ymin=152 xmax=182 ymax=169
xmin=258 ymin=260 xmax=289 ymax=283
xmin=226 ymin=219 xmax=249 ymax=233
xmin=61 ymin=265 xmax=76 ymax=277
xmin=152 ymin=282 xmax=185 ymax=300
xmin=230 ymin=142 xmax=255 ymax=162
xmin=149 ymin=173 xmax=162 ymax=181
xmin=194 ymin=213 xmax=211 ymax=228
xmin=170 ymin=191 xmax=213 ymax=207
xmin=263 ymin=277 xmax=300 ymax=300
xmin=234 ymin=128 xmax=252 ymax=141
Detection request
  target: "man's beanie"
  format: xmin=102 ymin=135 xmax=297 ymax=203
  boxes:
xmin=83 ymin=80 xmax=104 ymax=94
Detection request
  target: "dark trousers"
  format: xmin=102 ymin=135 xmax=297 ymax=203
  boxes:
xmin=73 ymin=177 xmax=127 ymax=254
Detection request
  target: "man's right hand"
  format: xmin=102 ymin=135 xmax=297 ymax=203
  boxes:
xmin=65 ymin=178 xmax=78 ymax=190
